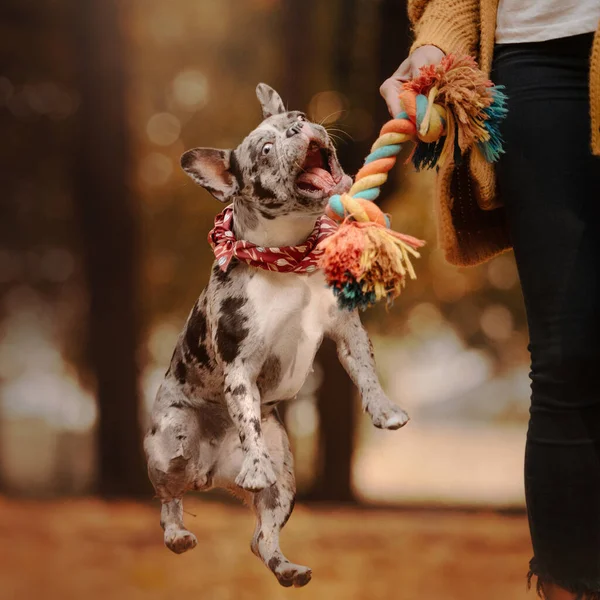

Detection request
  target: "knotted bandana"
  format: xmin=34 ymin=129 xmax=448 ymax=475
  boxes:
xmin=208 ymin=205 xmax=338 ymax=273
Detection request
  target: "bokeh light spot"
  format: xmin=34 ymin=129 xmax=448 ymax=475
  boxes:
xmin=147 ymin=321 xmax=180 ymax=364
xmin=172 ymin=70 xmax=208 ymax=111
xmin=308 ymin=90 xmax=347 ymax=125
xmin=287 ymin=397 xmax=318 ymax=437
xmin=139 ymin=152 xmax=173 ymax=186
xmin=147 ymin=10 xmax=184 ymax=43
xmin=480 ymin=304 xmax=514 ymax=342
xmin=488 ymin=255 xmax=518 ymax=290
xmin=146 ymin=112 xmax=181 ymax=146
xmin=406 ymin=302 xmax=443 ymax=335
xmin=432 ymin=271 xmax=467 ymax=302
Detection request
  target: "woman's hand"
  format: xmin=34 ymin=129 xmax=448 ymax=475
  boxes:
xmin=379 ymin=45 xmax=445 ymax=117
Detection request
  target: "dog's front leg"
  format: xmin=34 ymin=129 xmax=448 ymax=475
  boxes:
xmin=224 ymin=364 xmax=277 ymax=491
xmin=328 ymin=310 xmax=409 ymax=430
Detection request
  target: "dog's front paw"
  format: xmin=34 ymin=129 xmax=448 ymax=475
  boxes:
xmin=368 ymin=398 xmax=410 ymax=430
xmin=236 ymin=455 xmax=277 ymax=492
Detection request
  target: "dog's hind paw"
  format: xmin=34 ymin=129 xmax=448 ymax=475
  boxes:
xmin=164 ymin=527 xmax=197 ymax=554
xmin=273 ymin=562 xmax=312 ymax=588
xmin=235 ymin=455 xmax=277 ymax=492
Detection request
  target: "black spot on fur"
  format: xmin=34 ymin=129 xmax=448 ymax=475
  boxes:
xmin=281 ymin=497 xmax=295 ymax=528
xmin=184 ymin=302 xmax=210 ymax=366
xmin=228 ymin=151 xmax=244 ymax=190
xmin=368 ymin=340 xmax=375 ymax=361
xmin=199 ymin=405 xmax=229 ymax=441
xmin=286 ymin=111 xmax=304 ymax=121
xmin=257 ymin=355 xmax=282 ymax=395
xmin=249 ymin=144 xmax=260 ymax=164
xmin=258 ymin=209 xmax=276 ymax=220
xmin=216 ymin=296 xmax=249 ymax=362
xmin=232 ymin=384 xmax=246 ymax=397
xmin=268 ymin=556 xmax=281 ymax=572
xmin=253 ymin=178 xmax=274 ymax=200
xmin=264 ymin=484 xmax=280 ymax=510
xmin=174 ymin=360 xmax=187 ymax=384
xmin=195 ymin=343 xmax=210 ymax=366
xmin=263 ymin=201 xmax=283 ymax=209
xmin=212 ymin=261 xmax=236 ymax=284
xmin=171 ymin=401 xmax=184 ymax=409
xmin=251 ymin=418 xmax=261 ymax=435
xmin=150 ymin=426 xmax=157 ymax=435
xmin=213 ymin=263 xmax=229 ymax=283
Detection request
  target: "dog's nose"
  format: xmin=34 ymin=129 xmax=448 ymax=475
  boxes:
xmin=286 ymin=122 xmax=304 ymax=138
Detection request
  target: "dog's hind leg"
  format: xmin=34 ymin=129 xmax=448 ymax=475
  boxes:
xmin=160 ymin=498 xmax=197 ymax=554
xmin=144 ymin=386 xmax=203 ymax=554
xmin=250 ymin=413 xmax=311 ymax=588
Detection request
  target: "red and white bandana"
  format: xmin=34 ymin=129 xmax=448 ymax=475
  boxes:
xmin=208 ymin=205 xmax=338 ymax=273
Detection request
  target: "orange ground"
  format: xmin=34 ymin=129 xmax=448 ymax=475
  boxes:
xmin=0 ymin=497 xmax=535 ymax=600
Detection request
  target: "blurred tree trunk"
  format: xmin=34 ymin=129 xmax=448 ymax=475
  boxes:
xmin=72 ymin=0 xmax=148 ymax=497
xmin=304 ymin=0 xmax=359 ymax=504
xmin=281 ymin=0 xmax=315 ymax=111
xmin=376 ymin=0 xmax=411 ymax=125
xmin=309 ymin=339 xmax=356 ymax=502
xmin=376 ymin=0 xmax=411 ymax=207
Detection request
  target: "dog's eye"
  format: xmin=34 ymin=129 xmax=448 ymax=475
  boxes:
xmin=262 ymin=142 xmax=273 ymax=155
xmin=297 ymin=114 xmax=307 ymax=122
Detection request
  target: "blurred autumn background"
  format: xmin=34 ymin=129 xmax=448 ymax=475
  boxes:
xmin=0 ymin=1 xmax=535 ymax=599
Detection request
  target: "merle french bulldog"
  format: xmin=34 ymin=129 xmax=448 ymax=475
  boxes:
xmin=144 ymin=83 xmax=409 ymax=588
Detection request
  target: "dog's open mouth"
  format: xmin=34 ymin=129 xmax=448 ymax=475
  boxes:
xmin=295 ymin=141 xmax=339 ymax=196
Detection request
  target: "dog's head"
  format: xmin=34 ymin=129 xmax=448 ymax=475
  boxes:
xmin=181 ymin=84 xmax=351 ymax=219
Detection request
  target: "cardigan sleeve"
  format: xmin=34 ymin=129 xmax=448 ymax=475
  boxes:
xmin=407 ymin=0 xmax=480 ymax=57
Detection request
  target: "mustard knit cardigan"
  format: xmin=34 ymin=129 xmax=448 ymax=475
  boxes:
xmin=408 ymin=0 xmax=600 ymax=266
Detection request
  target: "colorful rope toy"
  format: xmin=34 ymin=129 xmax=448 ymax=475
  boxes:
xmin=319 ymin=54 xmax=508 ymax=311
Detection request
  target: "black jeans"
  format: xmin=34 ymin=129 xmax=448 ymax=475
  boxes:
xmin=493 ymin=33 xmax=600 ymax=597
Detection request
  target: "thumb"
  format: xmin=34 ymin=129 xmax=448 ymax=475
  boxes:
xmin=380 ymin=78 xmax=404 ymax=118
xmin=380 ymin=59 xmax=411 ymax=118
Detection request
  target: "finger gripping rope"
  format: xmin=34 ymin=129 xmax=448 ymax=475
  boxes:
xmin=319 ymin=53 xmax=508 ymax=311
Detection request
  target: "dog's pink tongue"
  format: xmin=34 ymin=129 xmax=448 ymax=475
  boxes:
xmin=297 ymin=167 xmax=335 ymax=191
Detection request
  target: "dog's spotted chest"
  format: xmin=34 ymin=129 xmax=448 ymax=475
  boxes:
xmin=245 ymin=269 xmax=337 ymax=403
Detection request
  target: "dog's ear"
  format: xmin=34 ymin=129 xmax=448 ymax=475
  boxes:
xmin=180 ymin=148 xmax=239 ymax=202
xmin=256 ymin=83 xmax=285 ymax=119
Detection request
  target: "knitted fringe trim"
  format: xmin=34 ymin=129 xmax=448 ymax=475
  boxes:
xmin=528 ymin=558 xmax=600 ymax=600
